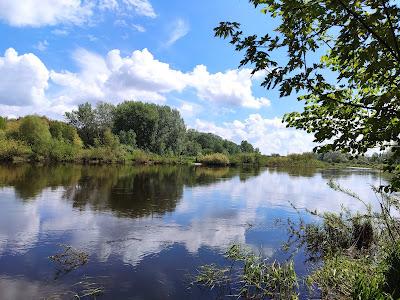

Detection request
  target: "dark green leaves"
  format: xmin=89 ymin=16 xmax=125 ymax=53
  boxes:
xmin=215 ymin=0 xmax=400 ymax=189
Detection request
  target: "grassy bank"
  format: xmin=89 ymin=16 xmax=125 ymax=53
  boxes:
xmin=0 ymin=147 xmax=382 ymax=170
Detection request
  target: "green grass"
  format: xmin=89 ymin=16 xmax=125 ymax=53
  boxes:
xmin=199 ymin=153 xmax=230 ymax=166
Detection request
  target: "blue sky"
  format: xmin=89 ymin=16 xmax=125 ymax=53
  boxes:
xmin=0 ymin=0 xmax=315 ymax=154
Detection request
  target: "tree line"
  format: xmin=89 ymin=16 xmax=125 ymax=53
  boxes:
xmin=0 ymin=101 xmax=257 ymax=162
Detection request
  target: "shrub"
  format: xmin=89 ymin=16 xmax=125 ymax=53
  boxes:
xmin=0 ymin=136 xmax=31 ymax=161
xmin=199 ymin=153 xmax=230 ymax=166
xmin=18 ymin=116 xmax=52 ymax=158
xmin=49 ymin=140 xmax=80 ymax=162
xmin=0 ymin=116 xmax=6 ymax=130
xmin=81 ymin=146 xmax=126 ymax=163
xmin=130 ymin=149 xmax=151 ymax=164
xmin=49 ymin=120 xmax=83 ymax=147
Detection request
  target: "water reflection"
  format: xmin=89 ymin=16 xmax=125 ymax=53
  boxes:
xmin=0 ymin=164 xmax=386 ymax=299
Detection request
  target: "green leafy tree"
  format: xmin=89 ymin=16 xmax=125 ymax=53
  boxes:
xmin=215 ymin=0 xmax=400 ymax=189
xmin=95 ymin=102 xmax=115 ymax=133
xmin=49 ymin=120 xmax=82 ymax=147
xmin=156 ymin=106 xmax=186 ymax=155
xmin=65 ymin=102 xmax=116 ymax=147
xmin=102 ymin=128 xmax=120 ymax=149
xmin=183 ymin=140 xmax=203 ymax=156
xmin=113 ymin=101 xmax=186 ymax=155
xmin=240 ymin=140 xmax=254 ymax=153
xmin=18 ymin=116 xmax=52 ymax=157
xmin=113 ymin=101 xmax=159 ymax=152
xmin=118 ymin=129 xmax=137 ymax=148
xmin=65 ymin=103 xmax=98 ymax=146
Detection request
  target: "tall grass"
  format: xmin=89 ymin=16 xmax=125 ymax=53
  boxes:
xmin=199 ymin=153 xmax=230 ymax=166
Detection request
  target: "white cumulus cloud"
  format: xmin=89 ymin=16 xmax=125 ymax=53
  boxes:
xmin=0 ymin=48 xmax=272 ymax=118
xmin=49 ymin=48 xmax=269 ymax=109
xmin=190 ymin=66 xmax=271 ymax=109
xmin=195 ymin=114 xmax=316 ymax=154
xmin=0 ymin=48 xmax=49 ymax=107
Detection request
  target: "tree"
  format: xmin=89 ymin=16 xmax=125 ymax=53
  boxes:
xmin=240 ymin=140 xmax=254 ymax=153
xmin=118 ymin=129 xmax=137 ymax=148
xmin=65 ymin=103 xmax=98 ymax=146
xmin=114 ymin=101 xmax=159 ymax=152
xmin=49 ymin=120 xmax=82 ymax=147
xmin=65 ymin=102 xmax=116 ymax=147
xmin=215 ymin=0 xmax=400 ymax=189
xmin=19 ymin=116 xmax=52 ymax=156
xmin=183 ymin=140 xmax=202 ymax=156
xmin=95 ymin=102 xmax=115 ymax=132
xmin=113 ymin=101 xmax=186 ymax=155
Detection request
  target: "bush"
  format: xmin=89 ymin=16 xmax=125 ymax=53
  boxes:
xmin=81 ymin=146 xmax=126 ymax=163
xmin=0 ymin=136 xmax=32 ymax=161
xmin=49 ymin=140 xmax=80 ymax=162
xmin=49 ymin=120 xmax=83 ymax=147
xmin=18 ymin=116 xmax=52 ymax=158
xmin=199 ymin=153 xmax=230 ymax=166
xmin=130 ymin=149 xmax=151 ymax=164
xmin=0 ymin=116 xmax=6 ymax=130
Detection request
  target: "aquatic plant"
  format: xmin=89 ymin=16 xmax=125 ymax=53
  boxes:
xmin=194 ymin=244 xmax=298 ymax=299
xmin=49 ymin=244 xmax=89 ymax=274
xmin=195 ymin=180 xmax=400 ymax=299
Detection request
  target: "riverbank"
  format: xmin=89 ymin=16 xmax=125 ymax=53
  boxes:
xmin=0 ymin=149 xmax=384 ymax=172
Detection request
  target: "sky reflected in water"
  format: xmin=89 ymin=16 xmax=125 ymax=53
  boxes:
xmin=0 ymin=165 xmax=385 ymax=299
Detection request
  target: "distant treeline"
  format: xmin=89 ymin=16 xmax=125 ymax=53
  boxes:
xmin=0 ymin=101 xmax=387 ymax=167
xmin=0 ymin=101 xmax=258 ymax=164
xmin=267 ymin=151 xmax=388 ymax=167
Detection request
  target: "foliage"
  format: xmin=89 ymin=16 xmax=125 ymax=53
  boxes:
xmin=18 ymin=115 xmax=52 ymax=158
xmin=215 ymin=0 xmax=400 ymax=189
xmin=0 ymin=100 xmax=259 ymax=163
xmin=194 ymin=244 xmax=298 ymax=299
xmin=263 ymin=153 xmax=326 ymax=168
xmin=65 ymin=102 xmax=114 ymax=147
xmin=49 ymin=139 xmax=81 ymax=162
xmin=289 ymin=182 xmax=400 ymax=298
xmin=113 ymin=101 xmax=186 ymax=155
xmin=199 ymin=153 xmax=230 ymax=166
xmin=230 ymin=152 xmax=263 ymax=166
xmin=183 ymin=139 xmax=203 ymax=156
xmin=307 ymin=255 xmax=383 ymax=299
xmin=0 ymin=135 xmax=31 ymax=161
xmin=240 ymin=140 xmax=254 ymax=153
xmin=0 ymin=116 xmax=6 ymax=130
xmin=186 ymin=129 xmax=242 ymax=155
xmin=49 ymin=120 xmax=82 ymax=147
xmin=118 ymin=129 xmax=137 ymax=148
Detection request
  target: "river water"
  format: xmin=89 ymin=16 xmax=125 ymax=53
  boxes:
xmin=0 ymin=164 xmax=384 ymax=299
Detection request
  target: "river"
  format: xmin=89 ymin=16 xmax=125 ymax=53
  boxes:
xmin=0 ymin=164 xmax=384 ymax=299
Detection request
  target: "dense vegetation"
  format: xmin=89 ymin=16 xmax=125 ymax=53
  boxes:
xmin=0 ymin=101 xmax=261 ymax=165
xmin=1 ymin=105 xmax=381 ymax=168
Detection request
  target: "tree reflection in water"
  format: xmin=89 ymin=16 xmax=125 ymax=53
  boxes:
xmin=0 ymin=164 xmax=264 ymax=218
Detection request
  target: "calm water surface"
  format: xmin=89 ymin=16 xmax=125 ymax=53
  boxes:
xmin=0 ymin=164 xmax=385 ymax=299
